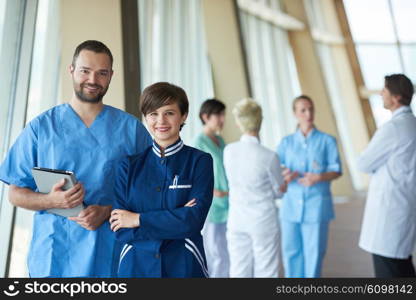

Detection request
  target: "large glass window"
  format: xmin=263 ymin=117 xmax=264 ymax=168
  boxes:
xmin=355 ymin=45 xmax=402 ymax=90
xmin=0 ymin=0 xmax=5 ymax=50
xmin=0 ymin=0 xmax=29 ymax=277
xmin=138 ymin=0 xmax=214 ymax=144
xmin=344 ymin=0 xmax=416 ymax=127
xmin=304 ymin=0 xmax=364 ymax=190
xmin=238 ymin=0 xmax=301 ymax=150
xmin=8 ymin=0 xmax=61 ymax=278
xmin=345 ymin=0 xmax=395 ymax=43
xmin=0 ymin=0 xmax=61 ymax=277
xmin=25 ymin=0 xmax=61 ymax=122
xmin=390 ymin=0 xmax=416 ymax=43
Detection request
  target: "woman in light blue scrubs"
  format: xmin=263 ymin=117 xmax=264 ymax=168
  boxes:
xmin=277 ymin=95 xmax=342 ymax=278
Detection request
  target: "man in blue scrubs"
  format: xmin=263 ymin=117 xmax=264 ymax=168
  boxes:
xmin=0 ymin=40 xmax=151 ymax=277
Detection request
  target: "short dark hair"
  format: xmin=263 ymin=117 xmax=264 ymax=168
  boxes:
xmin=140 ymin=82 xmax=189 ymax=129
xmin=72 ymin=40 xmax=113 ymax=67
xmin=384 ymin=74 xmax=414 ymax=106
xmin=293 ymin=95 xmax=314 ymax=111
xmin=199 ymin=98 xmax=226 ymax=124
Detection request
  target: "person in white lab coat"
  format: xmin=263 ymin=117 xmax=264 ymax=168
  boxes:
xmin=223 ymin=98 xmax=286 ymax=277
xmin=358 ymin=74 xmax=416 ymax=278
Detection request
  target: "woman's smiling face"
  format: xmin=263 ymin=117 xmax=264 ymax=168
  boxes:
xmin=145 ymin=102 xmax=187 ymax=148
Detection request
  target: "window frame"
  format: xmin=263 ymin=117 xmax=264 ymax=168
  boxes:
xmin=0 ymin=0 xmax=39 ymax=277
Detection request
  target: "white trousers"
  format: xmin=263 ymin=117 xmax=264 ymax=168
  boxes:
xmin=227 ymin=228 xmax=280 ymax=277
xmin=202 ymin=221 xmax=230 ymax=277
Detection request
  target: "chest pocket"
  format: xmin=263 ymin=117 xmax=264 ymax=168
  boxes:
xmin=310 ymin=152 xmax=327 ymax=173
xmin=166 ymin=178 xmax=193 ymax=208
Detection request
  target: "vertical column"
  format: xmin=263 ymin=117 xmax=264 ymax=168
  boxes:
xmin=59 ymin=0 xmax=125 ymax=110
xmin=333 ymin=0 xmax=376 ymax=137
xmin=121 ymin=0 xmax=141 ymax=119
xmin=321 ymin=0 xmax=371 ymax=190
xmin=202 ymin=0 xmax=251 ymax=142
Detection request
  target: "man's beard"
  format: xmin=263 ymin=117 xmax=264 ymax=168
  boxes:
xmin=75 ymin=83 xmax=108 ymax=103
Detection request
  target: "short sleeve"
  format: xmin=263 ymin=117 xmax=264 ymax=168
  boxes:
xmin=277 ymin=137 xmax=287 ymax=167
xmin=192 ymin=135 xmax=208 ymax=152
xmin=223 ymin=145 xmax=231 ymax=175
xmin=0 ymin=120 xmax=38 ymax=190
xmin=326 ymin=136 xmax=342 ymax=173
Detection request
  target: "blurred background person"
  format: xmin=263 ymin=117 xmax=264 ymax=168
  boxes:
xmin=194 ymin=99 xmax=230 ymax=277
xmin=224 ymin=98 xmax=286 ymax=277
xmin=358 ymin=74 xmax=416 ymax=278
xmin=277 ymin=95 xmax=342 ymax=278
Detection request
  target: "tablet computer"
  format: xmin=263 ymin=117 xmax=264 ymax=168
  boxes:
xmin=31 ymin=167 xmax=85 ymax=217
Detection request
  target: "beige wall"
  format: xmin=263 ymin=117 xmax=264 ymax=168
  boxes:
xmin=202 ymin=0 xmax=250 ymax=143
xmin=59 ymin=0 xmax=125 ymax=110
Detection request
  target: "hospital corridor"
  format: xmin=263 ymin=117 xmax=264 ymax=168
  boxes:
xmin=1 ymin=0 xmax=416 ymax=279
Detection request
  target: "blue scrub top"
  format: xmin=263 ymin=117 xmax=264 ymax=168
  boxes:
xmin=113 ymin=139 xmax=214 ymax=278
xmin=0 ymin=103 xmax=152 ymax=277
xmin=277 ymin=128 xmax=342 ymax=223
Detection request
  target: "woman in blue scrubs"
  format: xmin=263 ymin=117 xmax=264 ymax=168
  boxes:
xmin=109 ymin=82 xmax=214 ymax=278
xmin=277 ymin=95 xmax=342 ymax=278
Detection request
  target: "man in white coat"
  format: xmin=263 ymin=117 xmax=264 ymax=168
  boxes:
xmin=358 ymin=73 xmax=416 ymax=277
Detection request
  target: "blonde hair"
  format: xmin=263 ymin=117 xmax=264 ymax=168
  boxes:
xmin=232 ymin=98 xmax=262 ymax=133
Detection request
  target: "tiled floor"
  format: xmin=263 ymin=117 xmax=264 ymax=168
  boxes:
xmin=322 ymin=192 xmax=415 ymax=277
xmin=322 ymin=192 xmax=373 ymax=277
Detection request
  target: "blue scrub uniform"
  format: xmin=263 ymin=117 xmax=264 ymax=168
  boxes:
xmin=277 ymin=128 xmax=341 ymax=277
xmin=0 ymin=103 xmax=151 ymax=277
xmin=113 ymin=139 xmax=214 ymax=278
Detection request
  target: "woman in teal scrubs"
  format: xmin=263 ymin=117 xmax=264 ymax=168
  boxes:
xmin=277 ymin=95 xmax=342 ymax=278
xmin=194 ymin=99 xmax=229 ymax=277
